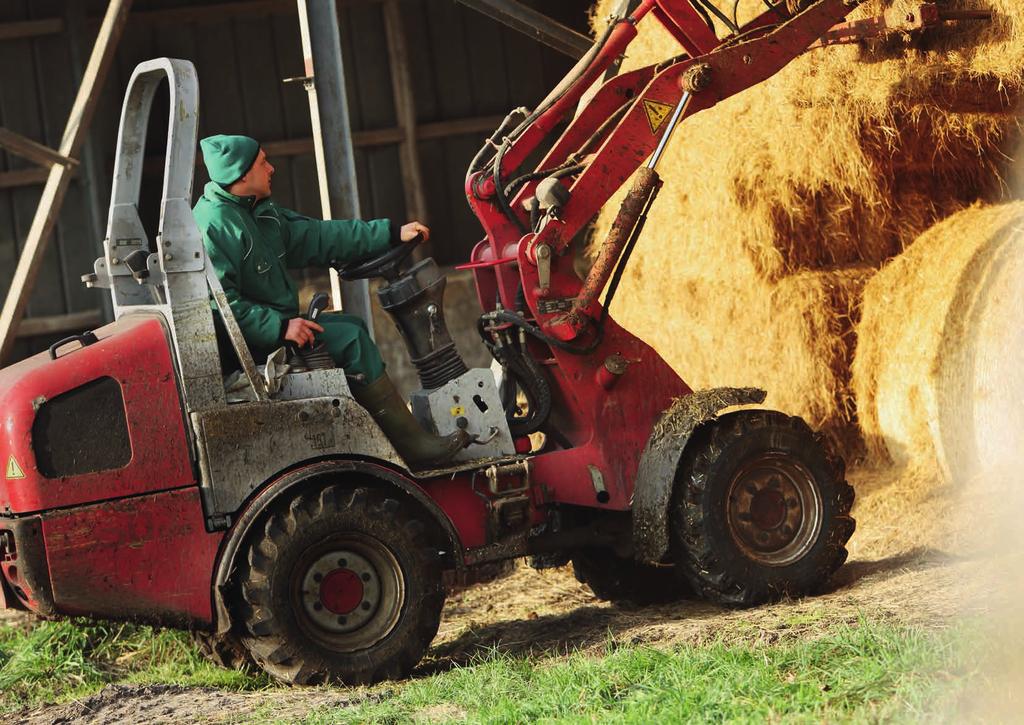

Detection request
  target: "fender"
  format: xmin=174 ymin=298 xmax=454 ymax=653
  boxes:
xmin=632 ymin=387 xmax=767 ymax=564
xmin=210 ymin=459 xmax=464 ymax=634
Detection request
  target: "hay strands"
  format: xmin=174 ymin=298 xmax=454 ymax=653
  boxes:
xmin=811 ymin=2 xmax=992 ymax=48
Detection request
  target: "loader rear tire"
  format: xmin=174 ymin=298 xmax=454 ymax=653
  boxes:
xmin=671 ymin=410 xmax=855 ymax=607
xmin=572 ymin=548 xmax=688 ymax=606
xmin=234 ymin=485 xmax=445 ymax=686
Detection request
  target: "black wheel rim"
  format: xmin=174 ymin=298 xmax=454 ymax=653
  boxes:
xmin=291 ymin=533 xmax=404 ymax=652
xmin=725 ymin=452 xmax=823 ymax=567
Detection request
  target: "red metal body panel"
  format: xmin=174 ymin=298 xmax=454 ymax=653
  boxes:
xmin=420 ymin=473 xmax=490 ymax=549
xmin=0 ymin=313 xmax=194 ymax=514
xmin=39 ymin=487 xmax=221 ymax=625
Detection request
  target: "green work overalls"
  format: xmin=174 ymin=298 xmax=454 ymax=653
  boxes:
xmin=193 ymin=181 xmax=393 ymax=382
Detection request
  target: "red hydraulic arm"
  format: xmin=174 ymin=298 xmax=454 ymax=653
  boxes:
xmin=466 ymin=0 xmax=864 ymax=331
xmin=462 ymin=0 xmax=872 ymax=510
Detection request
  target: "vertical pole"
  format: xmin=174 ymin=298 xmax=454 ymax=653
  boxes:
xmin=296 ymin=0 xmax=373 ymax=333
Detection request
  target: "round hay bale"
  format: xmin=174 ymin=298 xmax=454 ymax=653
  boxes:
xmin=612 ymin=267 xmax=870 ymax=445
xmin=852 ymin=201 xmax=1024 ymax=481
xmin=588 ymin=0 xmax=1024 ymax=280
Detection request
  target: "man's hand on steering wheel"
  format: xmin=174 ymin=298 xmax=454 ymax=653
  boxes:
xmin=400 ymin=221 xmax=430 ymax=242
xmin=338 ymin=221 xmax=429 ymax=282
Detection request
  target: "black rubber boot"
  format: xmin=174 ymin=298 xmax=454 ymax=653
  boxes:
xmin=353 ymin=373 xmax=469 ymax=469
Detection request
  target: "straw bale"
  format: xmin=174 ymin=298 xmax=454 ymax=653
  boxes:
xmin=589 ymin=0 xmax=1024 ymax=279
xmin=612 ymin=266 xmax=871 ymax=443
xmin=851 ymin=201 xmax=1024 ymax=481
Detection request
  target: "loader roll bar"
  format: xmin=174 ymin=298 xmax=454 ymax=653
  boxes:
xmin=85 ymin=58 xmax=239 ymax=413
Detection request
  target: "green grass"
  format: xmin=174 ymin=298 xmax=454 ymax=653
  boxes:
xmin=0 ymin=616 xmax=990 ymax=723
xmin=0 ymin=618 xmax=267 ymax=714
xmin=303 ymin=621 xmax=979 ymax=724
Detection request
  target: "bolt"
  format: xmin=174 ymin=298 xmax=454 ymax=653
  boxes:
xmin=782 ymin=525 xmax=794 ymax=536
xmin=361 ymin=572 xmax=371 ymax=582
xmin=737 ymin=512 xmax=752 ymax=523
xmin=787 ymin=497 xmax=799 ymax=509
xmin=744 ymin=483 xmax=758 ymax=495
xmin=164 ymin=253 xmax=173 ymax=261
xmin=313 ymin=602 xmax=323 ymax=611
xmin=313 ymin=573 xmax=322 ymax=583
xmin=758 ymin=533 xmax=770 ymax=544
xmin=767 ymin=477 xmax=781 ymax=489
xmin=361 ymin=601 xmax=371 ymax=611
xmin=111 ymin=256 xmax=120 ymax=265
xmin=338 ymin=558 xmax=347 ymax=567
xmin=338 ymin=616 xmax=347 ymax=625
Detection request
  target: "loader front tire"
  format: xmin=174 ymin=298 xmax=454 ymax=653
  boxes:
xmin=671 ymin=410 xmax=855 ymax=607
xmin=234 ymin=485 xmax=445 ymax=685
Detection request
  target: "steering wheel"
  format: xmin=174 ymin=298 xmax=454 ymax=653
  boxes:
xmin=338 ymin=234 xmax=423 ymax=282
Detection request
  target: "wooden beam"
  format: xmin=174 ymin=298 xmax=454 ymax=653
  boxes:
xmin=114 ymin=0 xmax=380 ymax=27
xmin=0 ymin=116 xmax=507 ymax=189
xmin=383 ymin=0 xmax=428 ymax=223
xmin=128 ymin=0 xmax=295 ymax=25
xmin=0 ymin=18 xmax=63 ymax=41
xmin=16 ymin=310 xmax=103 ymax=338
xmin=0 ymin=167 xmax=54 ymax=190
xmin=0 ymin=127 xmax=79 ymax=169
xmin=0 ymin=0 xmax=133 ymax=365
xmin=417 ymin=115 xmax=506 ymax=140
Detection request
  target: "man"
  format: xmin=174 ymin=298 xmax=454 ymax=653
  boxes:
xmin=193 ymin=134 xmax=467 ymax=468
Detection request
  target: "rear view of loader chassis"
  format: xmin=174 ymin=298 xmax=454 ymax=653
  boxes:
xmin=0 ymin=0 xmax=860 ymax=686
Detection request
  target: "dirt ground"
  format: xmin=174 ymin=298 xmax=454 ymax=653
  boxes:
xmin=12 ymin=465 xmax=1018 ymax=724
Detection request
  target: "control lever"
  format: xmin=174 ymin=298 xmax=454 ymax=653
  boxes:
xmin=289 ymin=291 xmax=334 ymax=372
xmin=122 ymin=249 xmax=151 ymax=283
xmin=307 ymin=292 xmax=330 ymax=321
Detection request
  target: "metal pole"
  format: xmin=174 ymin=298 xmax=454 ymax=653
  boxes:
xmin=454 ymin=0 xmax=592 ymax=59
xmin=647 ymin=92 xmax=692 ymax=170
xmin=296 ymin=0 xmax=373 ymax=335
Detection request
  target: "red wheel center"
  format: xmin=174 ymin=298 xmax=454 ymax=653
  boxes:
xmin=319 ymin=568 xmax=363 ymax=614
xmin=750 ymin=489 xmax=787 ymax=530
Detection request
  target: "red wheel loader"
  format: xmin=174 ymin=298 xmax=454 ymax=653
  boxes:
xmin=0 ymin=0 xmax=862 ymax=685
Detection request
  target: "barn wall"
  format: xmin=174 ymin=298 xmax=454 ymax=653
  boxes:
xmin=0 ymin=0 xmax=590 ymax=361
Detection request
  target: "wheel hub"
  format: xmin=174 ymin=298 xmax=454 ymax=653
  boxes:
xmin=726 ymin=453 xmax=823 ymax=567
xmin=300 ymin=551 xmax=382 ymax=633
xmin=320 ymin=569 xmax=363 ymax=614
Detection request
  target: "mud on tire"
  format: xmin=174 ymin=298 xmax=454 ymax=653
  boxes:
xmin=233 ymin=485 xmax=445 ymax=685
xmin=190 ymin=630 xmax=256 ymax=672
xmin=671 ymin=410 xmax=855 ymax=607
xmin=572 ymin=547 xmax=688 ymax=605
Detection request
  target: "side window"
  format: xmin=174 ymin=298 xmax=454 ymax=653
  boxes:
xmin=32 ymin=377 xmax=132 ymax=478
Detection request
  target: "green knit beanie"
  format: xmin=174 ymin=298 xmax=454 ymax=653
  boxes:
xmin=199 ymin=134 xmax=260 ymax=186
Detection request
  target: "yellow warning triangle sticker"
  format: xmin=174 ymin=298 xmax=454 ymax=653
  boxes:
xmin=6 ymin=456 xmax=25 ymax=480
xmin=642 ymin=99 xmax=675 ymax=135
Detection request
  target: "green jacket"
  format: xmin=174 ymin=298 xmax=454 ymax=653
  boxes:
xmin=193 ymin=181 xmax=393 ymax=351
